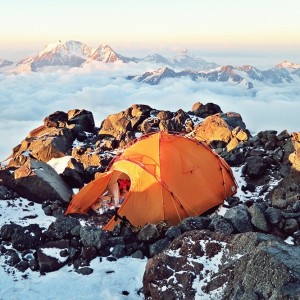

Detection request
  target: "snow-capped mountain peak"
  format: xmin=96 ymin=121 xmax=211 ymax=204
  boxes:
xmin=177 ymin=48 xmax=189 ymax=56
xmin=38 ymin=40 xmax=92 ymax=58
xmin=88 ymin=44 xmax=121 ymax=63
xmin=276 ymin=60 xmax=300 ymax=69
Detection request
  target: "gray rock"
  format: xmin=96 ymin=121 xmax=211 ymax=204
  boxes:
xmin=132 ymin=250 xmax=144 ymax=259
xmin=4 ymin=249 xmax=21 ymax=266
xmin=265 ymin=207 xmax=282 ymax=225
xmin=244 ymin=156 xmax=267 ymax=178
xmin=283 ymin=219 xmax=299 ymax=234
xmin=80 ymin=226 xmax=108 ymax=249
xmin=137 ymin=224 xmax=159 ymax=242
xmin=224 ymin=205 xmax=253 ymax=233
xmin=75 ymin=266 xmax=94 ymax=275
xmin=0 ymin=223 xmax=22 ymax=240
xmin=248 ymin=204 xmax=270 ymax=232
xmin=11 ymin=224 xmax=44 ymax=251
xmin=209 ymin=215 xmax=235 ymax=234
xmin=148 ymin=237 xmax=170 ymax=258
xmin=47 ymin=215 xmax=80 ymax=239
xmin=13 ymin=159 xmax=73 ymax=203
xmin=165 ymin=226 xmax=182 ymax=240
xmin=179 ymin=216 xmax=211 ymax=232
xmin=111 ymin=244 xmax=126 ymax=258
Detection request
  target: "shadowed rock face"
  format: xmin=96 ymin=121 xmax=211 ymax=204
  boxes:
xmin=12 ymin=159 xmax=73 ymax=203
xmin=143 ymin=231 xmax=300 ymax=300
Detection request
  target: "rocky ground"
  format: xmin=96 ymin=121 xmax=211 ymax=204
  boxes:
xmin=1 ymin=102 xmax=300 ymax=299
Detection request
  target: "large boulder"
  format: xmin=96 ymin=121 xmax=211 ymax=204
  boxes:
xmin=67 ymin=109 xmax=95 ymax=134
xmin=190 ymin=102 xmax=223 ymax=118
xmin=143 ymin=230 xmax=300 ymax=300
xmin=13 ymin=158 xmax=73 ymax=203
xmin=99 ymin=104 xmax=151 ymax=139
xmin=193 ymin=112 xmax=248 ymax=150
xmin=6 ymin=109 xmax=96 ymax=168
xmin=8 ymin=126 xmax=74 ymax=167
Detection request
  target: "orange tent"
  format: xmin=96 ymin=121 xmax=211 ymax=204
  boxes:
xmin=66 ymin=131 xmax=237 ymax=230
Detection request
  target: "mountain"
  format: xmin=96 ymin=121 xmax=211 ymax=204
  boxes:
xmin=276 ymin=60 xmax=300 ymax=70
xmin=13 ymin=40 xmax=135 ymax=72
xmin=141 ymin=49 xmax=218 ymax=70
xmin=0 ymin=59 xmax=13 ymax=68
xmin=128 ymin=65 xmax=253 ymax=89
xmin=128 ymin=62 xmax=300 ymax=88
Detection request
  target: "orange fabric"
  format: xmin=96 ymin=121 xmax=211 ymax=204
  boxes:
xmin=66 ymin=132 xmax=237 ymax=230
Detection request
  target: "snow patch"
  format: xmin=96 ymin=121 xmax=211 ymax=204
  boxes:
xmin=41 ymin=247 xmax=69 ymax=263
xmin=47 ymin=156 xmax=72 ymax=174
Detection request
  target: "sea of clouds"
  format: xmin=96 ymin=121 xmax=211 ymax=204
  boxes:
xmin=1 ymin=60 xmax=300 ymax=161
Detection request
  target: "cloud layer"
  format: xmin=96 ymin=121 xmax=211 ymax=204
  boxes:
xmin=1 ymin=62 xmax=300 ymax=160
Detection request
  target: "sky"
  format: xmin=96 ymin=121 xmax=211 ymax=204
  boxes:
xmin=0 ymin=0 xmax=300 ymax=160
xmin=1 ymin=0 xmax=300 ymax=63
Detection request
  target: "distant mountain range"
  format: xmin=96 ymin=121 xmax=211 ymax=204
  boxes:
xmin=1 ymin=40 xmax=300 ymax=89
xmin=127 ymin=63 xmax=300 ymax=89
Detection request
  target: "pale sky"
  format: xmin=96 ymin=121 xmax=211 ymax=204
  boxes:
xmin=1 ymin=0 xmax=300 ymax=61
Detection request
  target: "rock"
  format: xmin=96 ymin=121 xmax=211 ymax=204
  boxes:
xmin=208 ymin=215 xmax=235 ymax=234
xmin=75 ymin=266 xmax=94 ymax=275
xmin=224 ymin=205 xmax=253 ymax=233
xmin=48 ymin=156 xmax=84 ymax=188
xmin=67 ymin=109 xmax=95 ymax=134
xmin=165 ymin=226 xmax=182 ymax=240
xmin=80 ymin=226 xmax=109 ymax=250
xmin=190 ymin=102 xmax=222 ymax=118
xmin=140 ymin=118 xmax=160 ymax=134
xmin=144 ymin=230 xmax=300 ymax=300
xmin=223 ymin=233 xmax=300 ymax=300
xmin=132 ymin=250 xmax=144 ymax=259
xmin=270 ymin=169 xmax=300 ymax=208
xmin=44 ymin=111 xmax=68 ymax=128
xmin=11 ymin=224 xmax=44 ymax=251
xmin=143 ymin=230 xmax=230 ymax=300
xmin=99 ymin=110 xmax=133 ymax=140
xmin=283 ymin=219 xmax=299 ymax=234
xmin=179 ymin=216 xmax=211 ymax=232
xmin=15 ymin=260 xmax=29 ymax=272
xmin=46 ymin=215 xmax=81 ymax=239
xmin=111 ymin=244 xmax=126 ymax=258
xmin=248 ymin=204 xmax=270 ymax=232
xmin=10 ymin=127 xmax=74 ymax=166
xmin=137 ymin=224 xmax=159 ymax=242
xmin=244 ymin=156 xmax=267 ymax=178
xmin=37 ymin=240 xmax=69 ymax=273
xmin=148 ymin=237 xmax=170 ymax=258
xmin=265 ymin=207 xmax=282 ymax=225
xmin=0 ymin=185 xmax=14 ymax=200
xmin=80 ymin=246 xmax=97 ymax=261
xmin=3 ymin=249 xmax=21 ymax=266
xmin=0 ymin=223 xmax=22 ymax=241
xmin=13 ymin=158 xmax=73 ymax=203
xmin=194 ymin=114 xmax=233 ymax=145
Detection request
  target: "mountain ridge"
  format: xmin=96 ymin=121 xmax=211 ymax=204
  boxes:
xmin=1 ymin=40 xmax=299 ymax=89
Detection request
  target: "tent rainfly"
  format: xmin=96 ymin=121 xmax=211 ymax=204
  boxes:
xmin=66 ymin=131 xmax=237 ymax=230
